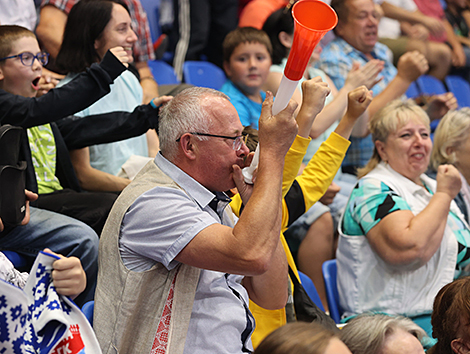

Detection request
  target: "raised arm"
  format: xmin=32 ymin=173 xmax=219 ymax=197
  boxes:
xmin=353 ymin=51 xmax=428 ymax=137
xmin=310 ymin=60 xmax=383 ymax=138
xmin=0 ymin=50 xmax=126 ymax=128
xmin=367 ymin=164 xmax=461 ymax=268
xmin=57 ymin=96 xmax=172 ymax=150
xmin=176 ymin=93 xmax=298 ymax=309
xmin=285 ymin=86 xmax=372 ymax=225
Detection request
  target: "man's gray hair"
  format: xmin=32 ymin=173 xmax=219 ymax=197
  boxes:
xmin=158 ymin=87 xmax=230 ymax=161
xmin=340 ymin=314 xmax=427 ymax=354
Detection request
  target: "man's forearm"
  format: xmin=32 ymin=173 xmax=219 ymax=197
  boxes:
xmin=381 ymin=2 xmax=422 ymax=23
xmin=136 ymin=63 xmax=159 ymax=104
xmin=243 ymin=239 xmax=288 ymax=310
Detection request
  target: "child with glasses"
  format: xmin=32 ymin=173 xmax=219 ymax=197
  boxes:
xmin=0 ymin=24 xmax=172 ymax=234
xmin=0 ymin=24 xmax=129 ymax=306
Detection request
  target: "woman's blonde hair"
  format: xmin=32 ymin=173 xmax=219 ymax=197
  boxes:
xmin=431 ymin=108 xmax=470 ymax=171
xmin=357 ymin=99 xmax=430 ymax=178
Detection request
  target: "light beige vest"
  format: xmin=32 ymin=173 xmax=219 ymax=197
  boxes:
xmin=94 ymin=160 xmax=200 ymax=354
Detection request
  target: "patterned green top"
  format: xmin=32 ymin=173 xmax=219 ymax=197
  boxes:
xmin=342 ymin=178 xmax=470 ymax=278
xmin=27 ymin=124 xmax=62 ymax=194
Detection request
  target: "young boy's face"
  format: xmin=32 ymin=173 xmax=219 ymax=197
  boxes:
xmin=224 ymin=41 xmax=272 ymax=95
xmin=0 ymin=36 xmax=43 ymax=98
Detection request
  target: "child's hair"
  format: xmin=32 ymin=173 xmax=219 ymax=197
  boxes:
xmin=254 ymin=322 xmax=338 ymax=354
xmin=222 ymin=27 xmax=272 ymax=63
xmin=0 ymin=25 xmax=36 ymax=60
xmin=55 ymin=0 xmax=129 ymax=73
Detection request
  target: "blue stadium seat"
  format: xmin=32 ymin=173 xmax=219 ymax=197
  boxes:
xmin=445 ymin=75 xmax=470 ymax=108
xmin=147 ymin=60 xmax=180 ymax=85
xmin=405 ymin=81 xmax=420 ymax=99
xmin=3 ymin=250 xmax=27 ymax=269
xmin=182 ymin=61 xmax=227 ymax=90
xmin=416 ymin=75 xmax=447 ymax=96
xmin=298 ymin=271 xmax=325 ymax=312
xmin=81 ymin=300 xmax=94 ymax=327
xmin=322 ymin=259 xmax=342 ymax=323
xmin=416 ymin=75 xmax=448 ymax=131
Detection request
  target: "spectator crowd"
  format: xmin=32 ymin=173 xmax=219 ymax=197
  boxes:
xmin=2 ymin=0 xmax=470 ymax=353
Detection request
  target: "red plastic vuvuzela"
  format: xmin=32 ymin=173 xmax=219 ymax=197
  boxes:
xmin=285 ymin=0 xmax=338 ymax=81
xmin=243 ymin=0 xmax=338 ymax=184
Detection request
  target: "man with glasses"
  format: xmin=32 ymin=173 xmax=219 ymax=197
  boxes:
xmin=94 ymin=86 xmax=298 ymax=354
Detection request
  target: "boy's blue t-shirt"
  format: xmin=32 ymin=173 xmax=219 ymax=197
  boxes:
xmin=221 ymin=80 xmax=266 ymax=129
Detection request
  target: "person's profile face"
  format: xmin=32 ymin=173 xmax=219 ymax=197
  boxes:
xmin=336 ymin=0 xmax=379 ymax=54
xmin=0 ymin=36 xmax=43 ymax=98
xmin=223 ymin=41 xmax=272 ymax=97
xmin=193 ymin=96 xmax=249 ymax=192
xmin=94 ymin=3 xmax=137 ymax=62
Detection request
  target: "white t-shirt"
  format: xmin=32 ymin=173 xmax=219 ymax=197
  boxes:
xmin=0 ymin=0 xmax=37 ymax=30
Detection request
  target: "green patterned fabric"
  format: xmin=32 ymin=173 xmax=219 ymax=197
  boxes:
xmin=27 ymin=124 xmax=62 ymax=194
xmin=343 ymin=178 xmax=470 ymax=277
xmin=342 ymin=179 xmax=410 ymax=236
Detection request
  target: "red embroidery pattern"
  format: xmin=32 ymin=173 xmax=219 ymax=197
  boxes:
xmin=150 ymin=271 xmax=178 ymax=354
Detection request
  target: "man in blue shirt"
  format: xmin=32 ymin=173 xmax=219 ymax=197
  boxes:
xmin=317 ymin=0 xmax=428 ymax=173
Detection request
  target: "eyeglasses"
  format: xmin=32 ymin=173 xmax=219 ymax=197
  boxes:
xmin=0 ymin=52 xmax=49 ymax=67
xmin=176 ymin=132 xmax=248 ymax=151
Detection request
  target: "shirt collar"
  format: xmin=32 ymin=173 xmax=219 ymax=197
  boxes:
xmin=377 ymin=162 xmax=429 ymax=194
xmin=154 ymin=152 xmax=231 ymax=211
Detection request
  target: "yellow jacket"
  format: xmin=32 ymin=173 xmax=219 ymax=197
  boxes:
xmin=229 ymin=132 xmax=350 ymax=347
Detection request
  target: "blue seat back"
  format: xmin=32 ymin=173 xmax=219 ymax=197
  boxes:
xmin=3 ymin=250 xmax=27 ymax=269
xmin=322 ymin=259 xmax=342 ymax=323
xmin=182 ymin=61 xmax=227 ymax=90
xmin=297 ymin=271 xmax=325 ymax=312
xmin=416 ymin=75 xmax=447 ymax=96
xmin=445 ymin=75 xmax=470 ymax=108
xmin=147 ymin=60 xmax=180 ymax=85
xmin=416 ymin=75 xmax=448 ymax=131
xmin=81 ymin=300 xmax=94 ymax=327
xmin=405 ymin=81 xmax=420 ymax=99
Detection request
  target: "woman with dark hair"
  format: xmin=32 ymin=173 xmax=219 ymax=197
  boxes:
xmin=56 ymin=0 xmax=131 ymax=74
xmin=55 ymin=0 xmax=162 ymax=192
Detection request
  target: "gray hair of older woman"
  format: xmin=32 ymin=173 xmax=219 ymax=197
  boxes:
xmin=431 ymin=108 xmax=470 ymax=171
xmin=358 ymin=99 xmax=431 ymax=178
xmin=340 ymin=314 xmax=427 ymax=354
